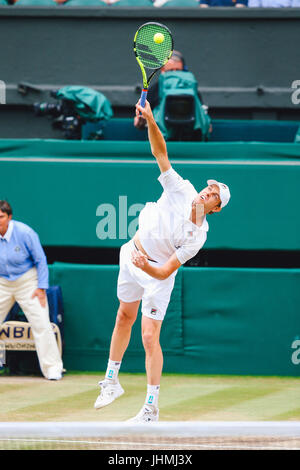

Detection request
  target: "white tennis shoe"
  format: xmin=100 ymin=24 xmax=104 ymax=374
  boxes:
xmin=47 ymin=367 xmax=62 ymax=381
xmin=127 ymin=404 xmax=159 ymax=423
xmin=94 ymin=380 xmax=124 ymax=409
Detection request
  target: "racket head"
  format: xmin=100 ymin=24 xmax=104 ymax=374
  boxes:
xmin=134 ymin=22 xmax=174 ymax=73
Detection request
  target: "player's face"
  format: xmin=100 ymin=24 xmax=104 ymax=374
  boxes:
xmin=0 ymin=210 xmax=12 ymax=236
xmin=195 ymin=184 xmax=221 ymax=214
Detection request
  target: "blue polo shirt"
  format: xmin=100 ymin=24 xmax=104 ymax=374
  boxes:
xmin=0 ymin=220 xmax=49 ymax=289
xmin=199 ymin=0 xmax=247 ymax=5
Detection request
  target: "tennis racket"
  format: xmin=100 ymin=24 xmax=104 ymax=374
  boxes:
xmin=133 ymin=22 xmax=174 ymax=109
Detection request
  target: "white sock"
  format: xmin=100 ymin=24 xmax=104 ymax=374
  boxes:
xmin=145 ymin=384 xmax=160 ymax=408
xmin=105 ymin=359 xmax=121 ymax=383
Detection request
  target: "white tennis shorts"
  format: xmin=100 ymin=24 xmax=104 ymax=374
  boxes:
xmin=117 ymin=240 xmax=176 ymax=321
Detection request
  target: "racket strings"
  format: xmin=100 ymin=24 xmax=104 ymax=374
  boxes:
xmin=135 ymin=24 xmax=173 ymax=70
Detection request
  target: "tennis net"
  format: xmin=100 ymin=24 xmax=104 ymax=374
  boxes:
xmin=0 ymin=421 xmax=300 ymax=450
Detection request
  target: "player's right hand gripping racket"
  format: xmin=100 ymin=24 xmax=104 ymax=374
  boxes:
xmin=134 ymin=22 xmax=174 ymax=109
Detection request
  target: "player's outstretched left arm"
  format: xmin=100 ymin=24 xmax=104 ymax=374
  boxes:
xmin=135 ymin=100 xmax=171 ymax=174
xmin=131 ymin=250 xmax=181 ymax=280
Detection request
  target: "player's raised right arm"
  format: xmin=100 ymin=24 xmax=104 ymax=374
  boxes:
xmin=135 ymin=100 xmax=171 ymax=174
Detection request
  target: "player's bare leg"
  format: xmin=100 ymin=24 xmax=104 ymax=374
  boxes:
xmin=142 ymin=316 xmax=163 ymax=386
xmin=94 ymin=300 xmax=140 ymax=409
xmin=109 ymin=300 xmax=140 ymax=361
xmin=127 ymin=316 xmax=162 ymax=422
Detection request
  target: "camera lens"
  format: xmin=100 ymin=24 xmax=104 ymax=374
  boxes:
xmin=32 ymin=103 xmax=61 ymax=117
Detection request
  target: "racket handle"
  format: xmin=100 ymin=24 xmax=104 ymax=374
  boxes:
xmin=140 ymin=89 xmax=148 ymax=109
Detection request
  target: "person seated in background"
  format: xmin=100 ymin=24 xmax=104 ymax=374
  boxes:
xmin=0 ymin=200 xmax=63 ymax=380
xmin=248 ymin=0 xmax=291 ymax=5
xmin=134 ymin=51 xmax=185 ymax=132
xmin=134 ymin=50 xmax=211 ymax=141
xmin=153 ymin=0 xmax=199 ymax=6
xmin=199 ymin=0 xmax=247 ymax=6
xmin=134 ymin=51 xmax=206 ymax=131
xmin=92 ymin=0 xmax=153 ymax=4
xmin=10 ymin=0 xmax=154 ymax=3
xmin=64 ymin=0 xmax=106 ymax=5
xmin=14 ymin=0 xmax=69 ymax=5
xmin=134 ymin=51 xmax=185 ymax=130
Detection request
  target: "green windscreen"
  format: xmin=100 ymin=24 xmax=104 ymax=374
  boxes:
xmin=134 ymin=22 xmax=173 ymax=70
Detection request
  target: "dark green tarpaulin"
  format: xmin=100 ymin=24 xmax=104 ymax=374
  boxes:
xmin=153 ymin=71 xmax=211 ymax=141
xmin=55 ymin=86 xmax=113 ymax=121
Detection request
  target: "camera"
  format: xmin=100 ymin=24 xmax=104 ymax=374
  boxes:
xmin=33 ymin=87 xmax=113 ymax=140
xmin=33 ymin=103 xmax=62 ymax=118
xmin=165 ymin=94 xmax=195 ymax=126
xmin=164 ymin=94 xmax=202 ymax=141
xmin=33 ymin=91 xmax=83 ymax=140
xmin=33 ymin=90 xmax=63 ymax=117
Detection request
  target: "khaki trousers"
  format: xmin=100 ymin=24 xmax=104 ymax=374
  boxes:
xmin=0 ymin=268 xmax=63 ymax=379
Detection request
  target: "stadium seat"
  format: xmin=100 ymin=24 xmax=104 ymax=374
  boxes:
xmin=3 ymin=286 xmax=65 ymax=376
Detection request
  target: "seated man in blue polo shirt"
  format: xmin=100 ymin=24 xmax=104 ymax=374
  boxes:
xmin=0 ymin=200 xmax=63 ymax=380
xmin=199 ymin=0 xmax=247 ymax=6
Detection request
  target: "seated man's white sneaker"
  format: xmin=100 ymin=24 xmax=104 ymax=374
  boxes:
xmin=127 ymin=404 xmax=159 ymax=423
xmin=47 ymin=367 xmax=62 ymax=381
xmin=94 ymin=380 xmax=124 ymax=409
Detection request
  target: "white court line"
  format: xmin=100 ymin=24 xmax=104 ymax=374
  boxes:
xmin=0 ymin=157 xmax=300 ymax=166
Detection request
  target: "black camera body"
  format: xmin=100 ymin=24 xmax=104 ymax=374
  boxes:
xmin=33 ymin=91 xmax=83 ymax=140
xmin=164 ymin=94 xmax=203 ymax=142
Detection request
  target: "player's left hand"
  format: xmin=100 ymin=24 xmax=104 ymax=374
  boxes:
xmin=32 ymin=288 xmax=47 ymax=308
xmin=135 ymin=100 xmax=153 ymax=122
xmin=131 ymin=250 xmax=149 ymax=270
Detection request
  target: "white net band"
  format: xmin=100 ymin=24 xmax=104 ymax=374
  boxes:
xmin=0 ymin=421 xmax=300 ymax=450
xmin=1 ymin=421 xmax=300 ymax=438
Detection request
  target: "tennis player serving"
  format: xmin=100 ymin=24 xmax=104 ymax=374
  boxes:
xmin=94 ymin=100 xmax=231 ymax=422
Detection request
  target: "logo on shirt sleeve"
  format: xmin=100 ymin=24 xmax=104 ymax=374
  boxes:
xmin=150 ymin=308 xmax=157 ymax=315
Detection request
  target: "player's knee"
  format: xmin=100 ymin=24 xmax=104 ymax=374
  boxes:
xmin=142 ymin=330 xmax=158 ymax=352
xmin=116 ymin=306 xmax=136 ymax=328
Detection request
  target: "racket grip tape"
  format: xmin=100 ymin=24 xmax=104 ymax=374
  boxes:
xmin=140 ymin=89 xmax=148 ymax=108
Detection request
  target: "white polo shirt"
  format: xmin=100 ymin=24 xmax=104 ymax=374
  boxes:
xmin=138 ymin=167 xmax=208 ymax=265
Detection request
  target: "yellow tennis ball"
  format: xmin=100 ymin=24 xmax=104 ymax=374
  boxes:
xmin=154 ymin=32 xmax=164 ymax=44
